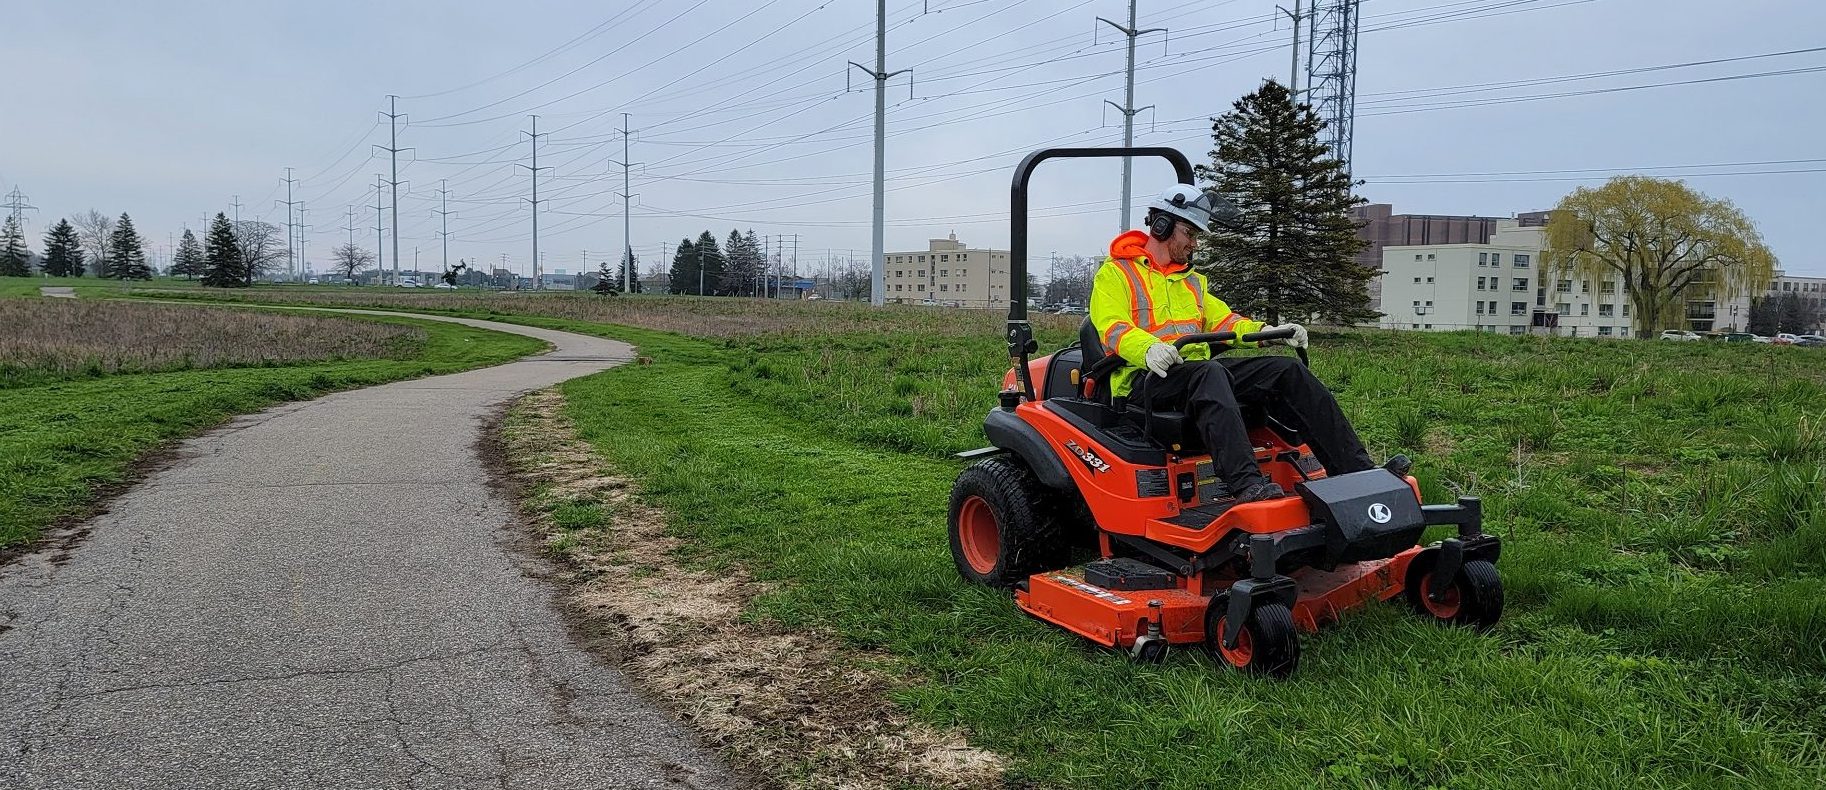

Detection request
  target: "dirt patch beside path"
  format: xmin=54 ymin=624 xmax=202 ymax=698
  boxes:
xmin=490 ymin=388 xmax=1007 ymax=790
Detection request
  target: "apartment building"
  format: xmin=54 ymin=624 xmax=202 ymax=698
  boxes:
xmin=882 ymin=233 xmax=1011 ymax=308
xmin=1379 ymin=221 xmax=1760 ymax=336
xmin=1353 ymin=204 xmax=1513 ymax=311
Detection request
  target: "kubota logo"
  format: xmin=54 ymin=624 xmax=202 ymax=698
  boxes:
xmin=1064 ymin=440 xmax=1111 ymax=474
xmin=1367 ymin=502 xmax=1393 ymax=524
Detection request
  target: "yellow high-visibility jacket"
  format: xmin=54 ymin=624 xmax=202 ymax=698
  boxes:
xmin=1089 ymin=230 xmax=1265 ymax=398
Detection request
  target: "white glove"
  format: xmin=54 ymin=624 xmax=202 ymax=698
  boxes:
xmin=1144 ymin=342 xmax=1183 ymax=377
xmin=1264 ymin=323 xmax=1308 ymax=349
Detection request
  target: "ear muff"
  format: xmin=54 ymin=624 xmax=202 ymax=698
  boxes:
xmin=1148 ymin=211 xmax=1177 ymax=241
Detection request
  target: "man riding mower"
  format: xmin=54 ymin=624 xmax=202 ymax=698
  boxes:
xmin=948 ymin=147 xmax=1502 ymax=678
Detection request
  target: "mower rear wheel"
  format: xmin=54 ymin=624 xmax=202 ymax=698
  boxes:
xmin=1406 ymin=556 xmax=1503 ymax=632
xmin=1203 ymin=597 xmax=1300 ymax=679
xmin=948 ymin=456 xmax=1066 ymax=588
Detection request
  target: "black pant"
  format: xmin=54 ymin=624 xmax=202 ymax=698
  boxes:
xmin=1131 ymin=356 xmax=1373 ymax=490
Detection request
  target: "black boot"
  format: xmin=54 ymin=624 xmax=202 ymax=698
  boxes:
xmin=1383 ymin=454 xmax=1413 ymax=478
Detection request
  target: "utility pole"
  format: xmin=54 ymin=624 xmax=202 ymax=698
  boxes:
xmin=297 ymin=204 xmax=309 ymax=280
xmin=345 ymin=205 xmax=357 ymax=248
xmin=609 ymin=113 xmax=641 ymax=293
xmin=519 ymin=115 xmax=550 ymax=290
xmin=434 ymin=179 xmax=455 ymax=277
xmin=278 ymin=167 xmax=300 ymax=282
xmin=370 ymin=175 xmax=387 ymax=285
xmin=230 ymin=195 xmax=242 ymax=225
xmin=1279 ymin=0 xmax=1307 ymax=95
xmin=376 ymin=96 xmax=411 ymax=292
xmin=849 ymin=0 xmax=909 ymax=307
xmin=1100 ymin=0 xmax=1165 ymax=231
xmin=791 ymin=233 xmax=800 ymax=296
xmin=299 ymin=223 xmax=312 ymax=279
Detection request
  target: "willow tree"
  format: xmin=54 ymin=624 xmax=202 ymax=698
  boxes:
xmin=1542 ymin=177 xmax=1774 ymax=338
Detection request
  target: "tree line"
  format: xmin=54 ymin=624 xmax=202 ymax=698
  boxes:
xmin=0 ymin=208 xmax=296 ymax=287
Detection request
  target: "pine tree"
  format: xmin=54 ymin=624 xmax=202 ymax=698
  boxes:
xmin=694 ymin=230 xmax=726 ymax=295
xmin=1193 ymin=80 xmax=1374 ymax=325
xmin=171 ymin=229 xmax=204 ymax=279
xmin=592 ymin=258 xmax=621 ymax=295
xmin=668 ymin=238 xmax=698 ymax=295
xmin=744 ymin=230 xmax=764 ymax=296
xmin=722 ymin=229 xmax=758 ymax=296
xmin=201 ymin=213 xmax=248 ymax=287
xmin=107 ymin=213 xmax=153 ymax=280
xmin=620 ymin=248 xmax=642 ymax=293
xmin=41 ymin=219 xmax=84 ymax=277
xmin=0 ymin=215 xmax=29 ymax=277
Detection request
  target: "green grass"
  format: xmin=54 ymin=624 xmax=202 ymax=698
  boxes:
xmin=105 ymin=290 xmax=1826 ymax=786
xmin=0 ymin=311 xmax=546 ymax=552
xmin=555 ymin=323 xmax=1824 ymax=789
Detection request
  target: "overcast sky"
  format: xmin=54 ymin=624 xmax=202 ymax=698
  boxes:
xmin=5 ymin=0 xmax=1822 ymax=280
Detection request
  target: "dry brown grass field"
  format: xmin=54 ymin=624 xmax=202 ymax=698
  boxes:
xmin=0 ymin=299 xmax=426 ymax=387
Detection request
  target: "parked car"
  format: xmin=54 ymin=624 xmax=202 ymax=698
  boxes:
xmin=1721 ymin=332 xmax=1757 ymax=343
xmin=1774 ymin=333 xmax=1801 ymax=345
xmin=1057 ymin=305 xmax=1088 ymax=316
xmin=1658 ymin=330 xmax=1701 ymax=341
xmin=1751 ymin=334 xmax=1774 ymax=343
xmin=1796 ymin=334 xmax=1826 ymax=347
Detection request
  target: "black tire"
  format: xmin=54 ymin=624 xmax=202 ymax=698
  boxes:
xmin=1203 ymin=596 xmax=1301 ymax=679
xmin=1406 ymin=555 xmax=1504 ymax=632
xmin=948 ymin=456 xmax=1067 ymax=588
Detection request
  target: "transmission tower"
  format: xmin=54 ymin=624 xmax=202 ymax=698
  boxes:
xmin=847 ymin=0 xmax=910 ymax=307
xmin=3 ymin=186 xmax=37 ymax=227
xmin=519 ymin=115 xmax=550 ymax=290
xmin=375 ymin=96 xmax=411 ymax=290
xmin=434 ymin=179 xmax=455 ymax=276
xmin=609 ymin=113 xmax=640 ymax=292
xmin=370 ymin=175 xmax=388 ymax=284
xmin=1304 ymin=0 xmax=1361 ymax=175
xmin=1099 ymin=0 xmax=1164 ymax=232
xmin=278 ymin=168 xmax=300 ymax=282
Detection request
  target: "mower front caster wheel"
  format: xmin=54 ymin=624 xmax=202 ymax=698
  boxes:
xmin=1203 ymin=597 xmax=1300 ymax=679
xmin=1406 ymin=556 xmax=1503 ymax=632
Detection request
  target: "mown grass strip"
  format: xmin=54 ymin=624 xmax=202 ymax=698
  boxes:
xmin=0 ymin=312 xmax=546 ymax=552
xmin=557 ymin=326 xmax=1826 ymax=789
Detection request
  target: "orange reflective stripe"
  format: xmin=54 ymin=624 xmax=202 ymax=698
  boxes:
xmin=1183 ymin=277 xmax=1206 ymax=319
xmin=1214 ymin=313 xmax=1242 ymax=333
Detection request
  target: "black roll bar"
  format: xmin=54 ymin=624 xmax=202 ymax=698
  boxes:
xmin=1006 ymin=147 xmax=1194 ymax=402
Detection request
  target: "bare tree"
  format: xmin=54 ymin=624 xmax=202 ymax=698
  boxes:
xmin=71 ymin=210 xmax=114 ymax=277
xmin=230 ymin=220 xmax=286 ymax=284
xmin=1042 ymin=255 xmax=1099 ymax=307
xmin=329 ymin=243 xmax=375 ymax=282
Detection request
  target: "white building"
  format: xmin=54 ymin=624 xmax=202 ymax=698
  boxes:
xmin=1379 ymin=222 xmax=1760 ymax=337
xmin=883 ymin=233 xmax=1011 ymax=308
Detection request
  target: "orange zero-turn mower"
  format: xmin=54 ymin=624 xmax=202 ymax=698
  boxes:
xmin=947 ymin=147 xmax=1503 ymax=678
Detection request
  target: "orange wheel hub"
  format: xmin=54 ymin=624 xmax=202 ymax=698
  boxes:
xmin=957 ymin=496 xmax=1000 ymax=575
xmin=1419 ymin=573 xmax=1462 ymax=618
xmin=1214 ymin=616 xmax=1254 ymax=667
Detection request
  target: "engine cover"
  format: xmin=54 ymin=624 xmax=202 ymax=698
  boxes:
xmin=1295 ymin=469 xmax=1426 ymax=566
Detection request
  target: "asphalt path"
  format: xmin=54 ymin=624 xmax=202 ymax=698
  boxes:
xmin=0 ymin=311 xmax=739 ymax=789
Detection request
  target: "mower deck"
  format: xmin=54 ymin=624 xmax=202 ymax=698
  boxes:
xmin=1015 ymin=547 xmax=1423 ymax=650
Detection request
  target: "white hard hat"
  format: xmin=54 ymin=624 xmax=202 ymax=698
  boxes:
xmin=1147 ymin=184 xmax=1238 ymax=233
